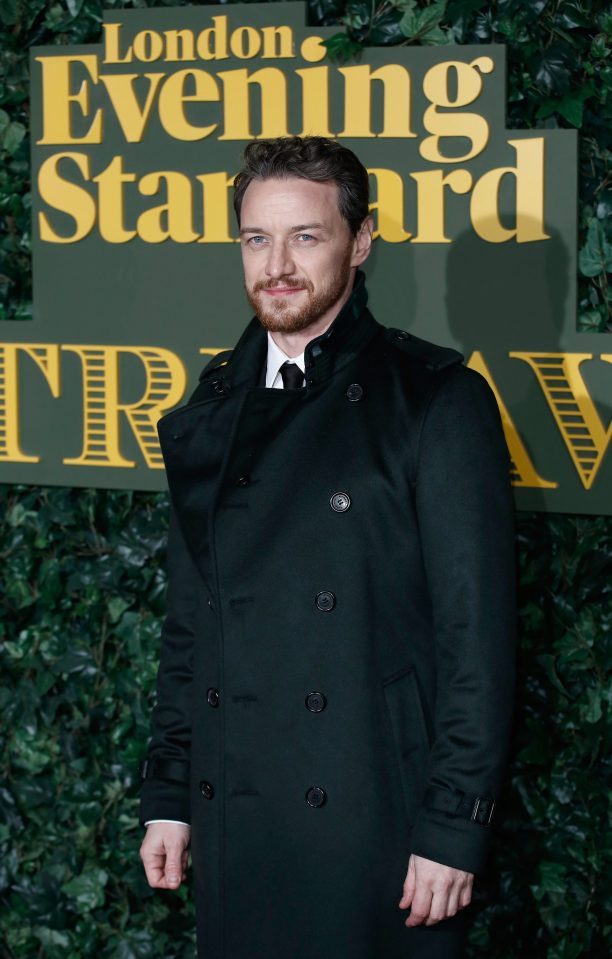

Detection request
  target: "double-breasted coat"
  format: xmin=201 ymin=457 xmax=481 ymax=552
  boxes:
xmin=140 ymin=270 xmax=517 ymax=959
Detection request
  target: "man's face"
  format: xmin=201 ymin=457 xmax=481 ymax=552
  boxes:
xmin=239 ymin=177 xmax=370 ymax=334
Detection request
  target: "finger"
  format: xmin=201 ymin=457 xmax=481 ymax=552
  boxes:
xmin=164 ymin=843 xmax=184 ymax=889
xmin=446 ymin=885 xmax=461 ymax=916
xmin=141 ymin=849 xmax=169 ymax=888
xmin=399 ymin=856 xmax=416 ymax=908
xmin=459 ymin=882 xmax=473 ymax=908
xmin=404 ymin=886 xmax=432 ymax=927
xmin=424 ymin=883 xmax=453 ymax=926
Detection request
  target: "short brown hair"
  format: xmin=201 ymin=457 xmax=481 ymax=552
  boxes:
xmin=233 ymin=136 xmax=370 ymax=236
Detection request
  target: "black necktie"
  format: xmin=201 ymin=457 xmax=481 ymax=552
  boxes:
xmin=279 ymin=361 xmax=305 ymax=389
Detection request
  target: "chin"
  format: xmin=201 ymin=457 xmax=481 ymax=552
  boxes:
xmin=257 ymin=310 xmax=314 ymax=334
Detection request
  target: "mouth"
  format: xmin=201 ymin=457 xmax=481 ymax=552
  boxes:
xmin=263 ymin=287 xmax=306 ymax=296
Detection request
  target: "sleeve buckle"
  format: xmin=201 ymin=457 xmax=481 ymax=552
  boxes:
xmin=471 ymin=795 xmax=495 ymax=826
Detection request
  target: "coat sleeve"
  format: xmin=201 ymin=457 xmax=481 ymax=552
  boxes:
xmin=409 ymin=364 xmax=518 ymax=876
xmin=139 ymin=501 xmax=197 ymax=826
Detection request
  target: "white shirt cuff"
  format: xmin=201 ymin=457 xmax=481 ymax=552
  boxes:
xmin=144 ymin=819 xmax=190 ymax=827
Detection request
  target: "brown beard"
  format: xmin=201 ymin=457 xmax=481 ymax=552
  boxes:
xmin=245 ymin=244 xmax=354 ymax=334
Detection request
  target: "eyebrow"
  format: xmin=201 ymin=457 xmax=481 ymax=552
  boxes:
xmin=239 ymin=223 xmax=327 ymax=236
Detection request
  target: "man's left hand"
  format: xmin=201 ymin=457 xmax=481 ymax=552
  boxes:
xmin=398 ymin=853 xmax=473 ymax=926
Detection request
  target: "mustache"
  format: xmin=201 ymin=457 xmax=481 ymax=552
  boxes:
xmin=251 ymin=277 xmax=313 ymax=293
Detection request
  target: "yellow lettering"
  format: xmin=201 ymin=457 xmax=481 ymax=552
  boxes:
xmin=296 ymin=66 xmax=333 ymax=137
xmin=230 ymin=26 xmax=261 ymax=59
xmin=99 ymin=72 xmax=165 ymax=143
xmin=92 ymin=156 xmax=137 ymax=243
xmin=132 ymin=30 xmax=164 ymax=63
xmin=421 ymin=57 xmax=494 ymax=163
xmin=38 ymin=152 xmax=96 ymax=243
xmin=367 ymin=169 xmax=411 ymax=243
xmin=261 ymin=25 xmax=293 ymax=59
xmin=36 ymin=54 xmax=102 ymax=145
xmin=338 ymin=65 xmax=416 ymax=139
xmin=196 ymin=16 xmax=229 ymax=61
xmin=300 ymin=36 xmax=327 ymax=63
xmin=467 ymin=351 xmax=557 ymax=488
xmin=102 ymin=23 xmax=133 ymax=64
xmin=165 ymin=29 xmax=197 ymax=62
xmin=0 ymin=345 xmax=61 ymax=463
xmin=195 ymin=172 xmax=235 ymax=243
xmin=471 ymin=138 xmax=550 ymax=243
xmin=137 ymin=172 xmax=198 ymax=243
xmin=157 ymin=69 xmax=219 ymax=140
xmin=62 ymin=346 xmax=186 ymax=468
xmin=509 ymin=352 xmax=612 ymax=490
xmin=410 ymin=169 xmax=472 ymax=243
xmin=218 ymin=68 xmax=288 ymax=139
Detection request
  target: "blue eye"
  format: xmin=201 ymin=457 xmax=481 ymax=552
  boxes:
xmin=298 ymin=233 xmax=314 ymax=241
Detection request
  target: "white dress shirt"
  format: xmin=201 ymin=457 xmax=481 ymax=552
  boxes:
xmin=264 ymin=331 xmax=305 ymax=388
xmin=145 ymin=334 xmax=305 ymax=828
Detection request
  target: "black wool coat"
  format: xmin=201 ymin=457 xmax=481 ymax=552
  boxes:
xmin=140 ymin=270 xmax=517 ymax=959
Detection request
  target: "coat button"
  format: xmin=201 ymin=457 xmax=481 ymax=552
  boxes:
xmin=305 ymin=785 xmax=327 ymax=807
xmin=207 ymin=687 xmax=220 ymax=707
xmin=211 ymin=378 xmax=227 ymax=394
xmin=346 ymin=383 xmax=364 ymax=402
xmin=394 ymin=330 xmax=410 ymax=340
xmin=200 ymin=780 xmax=214 ymax=799
xmin=330 ymin=492 xmax=350 ymax=512
xmin=236 ymin=475 xmax=250 ymax=486
xmin=305 ymin=691 xmax=326 ymax=712
xmin=315 ymin=590 xmax=336 ymax=611
xmin=207 ymin=598 xmax=214 ymax=610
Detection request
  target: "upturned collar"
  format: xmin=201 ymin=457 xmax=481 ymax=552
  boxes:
xmin=222 ymin=269 xmax=379 ymax=391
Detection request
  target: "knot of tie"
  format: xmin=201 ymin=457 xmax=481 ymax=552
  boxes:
xmin=279 ymin=361 xmax=305 ymax=389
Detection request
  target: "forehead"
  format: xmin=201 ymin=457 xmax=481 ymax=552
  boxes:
xmin=240 ymin=177 xmax=343 ymax=228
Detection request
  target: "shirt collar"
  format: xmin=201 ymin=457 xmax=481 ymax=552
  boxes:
xmin=265 ymin=332 xmax=305 ymax=388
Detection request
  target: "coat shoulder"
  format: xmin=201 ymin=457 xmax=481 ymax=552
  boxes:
xmin=383 ymin=327 xmax=464 ymax=372
xmin=198 ymin=349 xmax=234 ymax=381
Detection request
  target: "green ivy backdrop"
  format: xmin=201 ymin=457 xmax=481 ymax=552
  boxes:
xmin=1 ymin=2 xmax=611 ymax=957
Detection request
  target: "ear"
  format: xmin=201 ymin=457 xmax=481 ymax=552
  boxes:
xmin=350 ymin=215 xmax=374 ymax=267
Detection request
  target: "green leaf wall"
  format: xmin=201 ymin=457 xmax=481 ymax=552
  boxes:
xmin=1 ymin=3 xmax=610 ymax=957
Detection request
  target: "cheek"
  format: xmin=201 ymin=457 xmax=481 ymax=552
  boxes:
xmin=241 ymin=253 xmax=260 ymax=284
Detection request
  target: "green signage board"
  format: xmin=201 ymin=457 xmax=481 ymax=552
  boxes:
xmin=1 ymin=2 xmax=608 ymax=513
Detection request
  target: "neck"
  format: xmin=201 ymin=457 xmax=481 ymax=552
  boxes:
xmin=268 ymin=270 xmax=356 ymax=358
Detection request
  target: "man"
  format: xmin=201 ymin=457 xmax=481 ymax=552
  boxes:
xmin=139 ymin=136 xmax=517 ymax=959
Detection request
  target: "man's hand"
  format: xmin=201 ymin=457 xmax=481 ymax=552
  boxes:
xmin=398 ymin=853 xmax=473 ymax=926
xmin=140 ymin=822 xmax=191 ymax=890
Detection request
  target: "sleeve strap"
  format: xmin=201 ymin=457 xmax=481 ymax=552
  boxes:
xmin=423 ymin=784 xmax=496 ymax=826
xmin=140 ymin=757 xmax=190 ymax=785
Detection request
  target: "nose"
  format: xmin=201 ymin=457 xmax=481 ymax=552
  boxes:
xmin=265 ymin=239 xmax=295 ymax=280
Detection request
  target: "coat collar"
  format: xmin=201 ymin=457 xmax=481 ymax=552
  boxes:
xmin=218 ymin=268 xmax=378 ymax=393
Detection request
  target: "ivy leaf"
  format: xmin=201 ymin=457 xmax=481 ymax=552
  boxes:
xmin=580 ymin=688 xmax=602 ymax=724
xmin=321 ymin=32 xmax=363 ymax=64
xmin=368 ymin=9 xmax=405 ymax=45
xmin=555 ymin=94 xmax=584 ymax=128
xmin=65 ymin=0 xmax=84 ymax=18
xmin=61 ymin=866 xmax=108 ymax=911
xmin=0 ymin=0 xmax=18 ymax=27
xmin=33 ymin=927 xmax=71 ymax=948
xmin=534 ymin=43 xmax=572 ymax=95
xmin=399 ymin=0 xmax=449 ymax=43
xmin=556 ymin=3 xmax=592 ymax=30
xmin=532 ymin=860 xmax=568 ymax=898
xmin=1 ymin=120 xmax=26 ymax=155
xmin=579 ymin=218 xmax=612 ymax=277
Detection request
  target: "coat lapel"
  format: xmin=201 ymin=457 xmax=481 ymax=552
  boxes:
xmin=157 ymin=319 xmax=268 ymax=593
xmin=156 ymin=270 xmax=379 ymax=594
